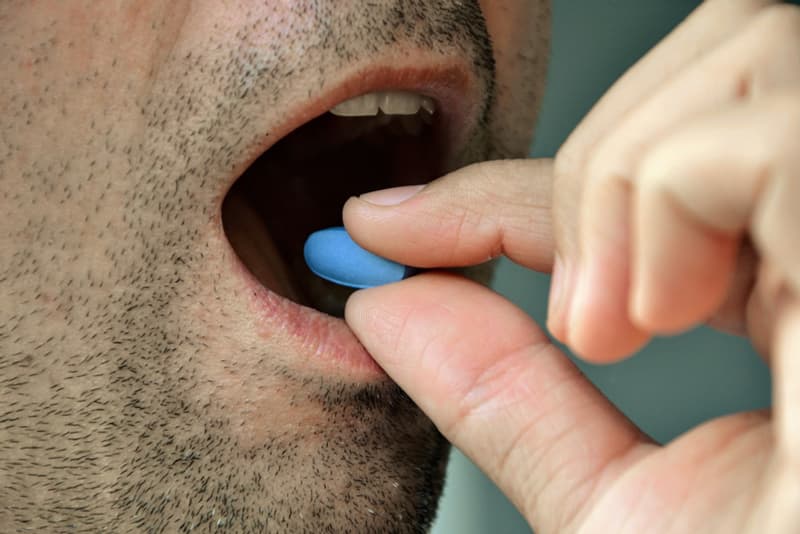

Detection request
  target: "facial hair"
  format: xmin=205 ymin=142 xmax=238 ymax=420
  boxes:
xmin=0 ymin=1 xmax=519 ymax=532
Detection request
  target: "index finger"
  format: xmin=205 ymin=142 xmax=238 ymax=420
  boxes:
xmin=342 ymin=158 xmax=555 ymax=272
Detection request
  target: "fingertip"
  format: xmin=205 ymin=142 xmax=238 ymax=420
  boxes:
xmin=344 ymin=281 xmax=428 ymax=370
xmin=343 ymin=184 xmax=424 ymax=226
xmin=629 ymin=283 xmax=663 ymax=334
xmin=344 ymin=279 xmax=412 ymax=323
xmin=566 ymin=260 xmax=650 ymax=363
xmin=567 ymin=173 xmax=651 ymax=361
xmin=629 ymin=284 xmax=688 ymax=336
xmin=344 ymin=286 xmax=380 ymax=334
xmin=341 ymin=197 xmax=372 ymax=244
xmin=568 ymin=315 xmax=650 ymax=364
xmin=629 ymin=267 xmax=730 ymax=336
xmin=631 ymin=186 xmax=739 ymax=335
xmin=342 ymin=195 xmax=380 ymax=230
xmin=342 ymin=285 xmax=367 ymax=324
xmin=341 ymin=195 xmax=360 ymax=218
xmin=342 ymin=192 xmax=425 ymax=265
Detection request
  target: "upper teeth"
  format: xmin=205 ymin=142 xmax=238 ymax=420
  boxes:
xmin=331 ymin=91 xmax=436 ymax=117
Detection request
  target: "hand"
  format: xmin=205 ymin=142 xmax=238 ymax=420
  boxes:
xmin=548 ymin=0 xmax=800 ymax=363
xmin=343 ymin=1 xmax=800 ymax=532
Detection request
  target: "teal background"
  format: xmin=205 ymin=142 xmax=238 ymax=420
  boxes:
xmin=430 ymin=1 xmax=777 ymax=532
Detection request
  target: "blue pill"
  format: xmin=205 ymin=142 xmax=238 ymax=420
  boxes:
xmin=304 ymin=227 xmax=416 ymax=289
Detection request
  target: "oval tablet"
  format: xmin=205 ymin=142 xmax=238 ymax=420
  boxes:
xmin=304 ymin=227 xmax=415 ymax=289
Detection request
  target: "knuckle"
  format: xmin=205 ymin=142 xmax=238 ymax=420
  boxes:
xmin=750 ymin=4 xmax=800 ymax=48
xmin=584 ymin=149 xmax=619 ymax=187
xmin=554 ymin=146 xmax=585 ymax=188
xmin=448 ymin=207 xmax=478 ymax=262
xmin=730 ymin=4 xmax=800 ymax=97
xmin=460 ymin=170 xmax=509 ymax=258
xmin=422 ymin=205 xmax=468 ymax=262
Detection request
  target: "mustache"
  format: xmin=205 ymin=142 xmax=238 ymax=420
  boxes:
xmin=216 ymin=0 xmax=496 ymax=109
xmin=300 ymin=0 xmax=496 ymax=70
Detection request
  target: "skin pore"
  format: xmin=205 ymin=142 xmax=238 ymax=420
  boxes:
xmin=0 ymin=1 xmax=549 ymax=532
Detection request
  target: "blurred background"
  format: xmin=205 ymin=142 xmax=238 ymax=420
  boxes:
xmin=430 ymin=1 xmax=777 ymax=532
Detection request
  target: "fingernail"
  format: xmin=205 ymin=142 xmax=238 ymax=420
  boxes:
xmin=360 ymin=185 xmax=425 ymax=206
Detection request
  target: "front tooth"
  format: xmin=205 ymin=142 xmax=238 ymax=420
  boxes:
xmin=380 ymin=92 xmax=423 ymax=115
xmin=331 ymin=93 xmax=380 ymax=117
xmin=331 ymin=91 xmax=437 ymax=117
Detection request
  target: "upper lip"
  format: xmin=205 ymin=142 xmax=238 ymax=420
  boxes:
xmin=216 ymin=56 xmax=487 ymax=209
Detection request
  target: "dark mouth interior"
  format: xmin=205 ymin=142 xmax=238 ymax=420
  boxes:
xmin=221 ymin=104 xmax=445 ymax=317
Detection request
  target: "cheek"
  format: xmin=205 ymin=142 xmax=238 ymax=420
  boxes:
xmin=479 ymin=0 xmax=548 ymax=96
xmin=480 ymin=0 xmax=550 ymax=57
xmin=480 ymin=0 xmax=531 ymax=54
xmin=479 ymin=0 xmax=550 ymax=154
xmin=181 ymin=0 xmax=316 ymax=53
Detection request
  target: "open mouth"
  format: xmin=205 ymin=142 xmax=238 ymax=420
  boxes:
xmin=221 ymin=88 xmax=455 ymax=318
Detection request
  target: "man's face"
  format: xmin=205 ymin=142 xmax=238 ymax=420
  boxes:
xmin=1 ymin=1 xmax=549 ymax=531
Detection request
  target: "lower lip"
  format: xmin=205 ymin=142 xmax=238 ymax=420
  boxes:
xmin=233 ymin=258 xmax=387 ymax=380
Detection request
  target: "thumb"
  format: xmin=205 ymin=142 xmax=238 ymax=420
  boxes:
xmin=345 ymin=274 xmax=648 ymax=532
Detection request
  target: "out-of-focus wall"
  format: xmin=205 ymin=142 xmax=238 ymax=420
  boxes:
xmin=431 ymin=1 xmax=774 ymax=532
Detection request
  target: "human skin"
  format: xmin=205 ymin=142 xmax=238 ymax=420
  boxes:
xmin=0 ymin=1 xmax=549 ymax=532
xmin=344 ymin=0 xmax=800 ymax=532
